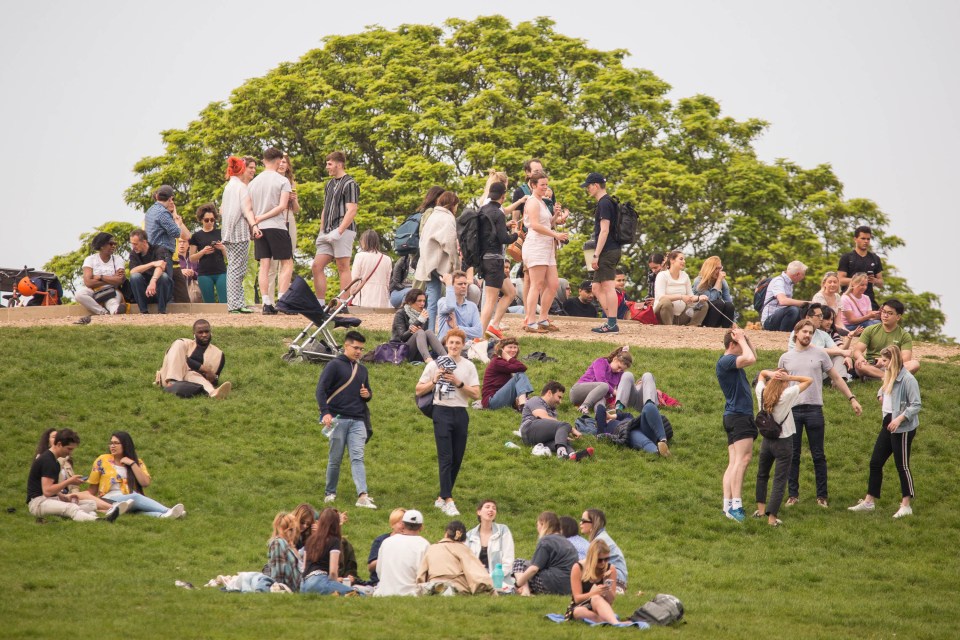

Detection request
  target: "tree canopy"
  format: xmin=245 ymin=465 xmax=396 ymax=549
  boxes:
xmin=53 ymin=15 xmax=943 ymax=338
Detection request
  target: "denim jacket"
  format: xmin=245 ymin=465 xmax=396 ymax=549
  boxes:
xmin=883 ymin=368 xmax=921 ymax=433
xmin=465 ymin=522 xmax=515 ymax=585
xmin=692 ymin=276 xmax=733 ymax=304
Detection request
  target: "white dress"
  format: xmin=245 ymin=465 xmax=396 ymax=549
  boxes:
xmin=350 ymin=251 xmax=392 ymax=308
xmin=521 ymin=197 xmax=555 ymax=267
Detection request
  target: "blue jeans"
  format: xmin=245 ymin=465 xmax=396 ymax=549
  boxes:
xmin=301 ymin=572 xmax=358 ymax=595
xmin=788 ymin=404 xmax=827 ymax=499
xmin=487 ymin=373 xmax=535 ymax=409
xmin=763 ymin=306 xmax=803 ymax=332
xmin=129 ymin=271 xmax=173 ymax=313
xmin=425 ymin=275 xmax=442 ymax=332
xmin=390 ymin=287 xmax=410 ymax=309
xmin=325 ymin=418 xmax=368 ymax=497
xmin=628 ymin=402 xmax=668 ymax=453
xmin=198 ymin=273 xmax=227 ymax=303
xmin=844 ymin=318 xmax=880 ymax=332
xmin=102 ymin=491 xmax=171 ymax=517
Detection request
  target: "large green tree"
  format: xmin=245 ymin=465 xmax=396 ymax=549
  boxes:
xmin=56 ymin=15 xmax=944 ymax=338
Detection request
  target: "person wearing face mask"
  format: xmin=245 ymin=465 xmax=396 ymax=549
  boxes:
xmin=154 ymin=319 xmax=231 ymax=399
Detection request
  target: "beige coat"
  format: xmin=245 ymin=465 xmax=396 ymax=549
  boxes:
xmin=413 ymin=206 xmax=460 ymax=282
xmin=417 ymin=539 xmax=494 ymax=594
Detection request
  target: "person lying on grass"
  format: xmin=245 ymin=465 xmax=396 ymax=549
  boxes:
xmin=566 ymin=539 xmax=620 ymax=624
xmin=154 ymin=319 xmax=231 ymax=399
xmin=520 ymin=381 xmax=591 ymax=460
xmin=417 ymin=520 xmax=494 ymax=595
xmin=593 ymin=372 xmax=671 ymax=457
xmin=86 ymin=431 xmax=185 ymax=518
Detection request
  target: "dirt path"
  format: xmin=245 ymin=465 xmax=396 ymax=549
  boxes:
xmin=7 ymin=310 xmax=958 ymax=360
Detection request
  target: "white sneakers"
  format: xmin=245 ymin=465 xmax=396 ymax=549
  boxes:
xmin=847 ymin=499 xmax=875 ymax=512
xmin=892 ymin=504 xmax=913 ymax=519
xmin=531 ymin=443 xmax=551 ymax=457
xmin=324 ymin=494 xmax=337 ymax=503
xmin=356 ymin=495 xmax=377 ymax=509
xmin=440 ymin=501 xmax=460 ymax=516
xmin=434 ymin=497 xmax=445 ymax=509
xmin=160 ymin=503 xmax=186 ymax=519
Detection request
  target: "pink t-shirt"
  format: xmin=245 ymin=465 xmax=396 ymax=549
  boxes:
xmin=840 ymin=292 xmax=872 ymax=323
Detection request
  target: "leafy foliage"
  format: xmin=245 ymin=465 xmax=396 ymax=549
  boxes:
xmin=43 ymin=221 xmax=137 ymax=295
xmin=97 ymin=15 xmax=945 ymax=339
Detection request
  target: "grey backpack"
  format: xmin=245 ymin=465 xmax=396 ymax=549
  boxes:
xmin=631 ymin=593 xmax=684 ymax=626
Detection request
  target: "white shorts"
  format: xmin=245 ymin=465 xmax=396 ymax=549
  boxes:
xmin=315 ymin=229 xmax=356 ymax=259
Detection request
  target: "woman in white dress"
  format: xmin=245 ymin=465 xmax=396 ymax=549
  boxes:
xmin=350 ymin=230 xmax=392 ymax=308
xmin=521 ymin=171 xmax=568 ymax=333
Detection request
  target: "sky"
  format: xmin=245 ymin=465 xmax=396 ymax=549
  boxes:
xmin=2 ymin=1 xmax=955 ymax=337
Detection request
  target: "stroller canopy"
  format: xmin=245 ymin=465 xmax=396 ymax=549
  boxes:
xmin=278 ymin=276 xmax=361 ymax=328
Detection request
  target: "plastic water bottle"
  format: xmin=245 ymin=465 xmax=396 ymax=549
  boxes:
xmin=492 ymin=563 xmax=504 ymax=589
xmin=504 ymin=441 xmax=521 ymax=450
xmin=321 ymin=415 xmax=340 ymax=438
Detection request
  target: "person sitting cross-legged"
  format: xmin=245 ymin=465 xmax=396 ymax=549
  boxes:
xmin=155 ymin=319 xmax=231 ymax=399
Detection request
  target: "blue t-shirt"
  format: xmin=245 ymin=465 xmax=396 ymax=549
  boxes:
xmin=716 ymin=354 xmax=753 ymax=415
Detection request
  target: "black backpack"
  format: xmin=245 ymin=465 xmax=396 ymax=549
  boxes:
xmin=394 ymin=212 xmax=422 ymax=256
xmin=755 ymin=409 xmax=785 ymax=439
xmin=753 ymin=276 xmax=775 ymax=313
xmin=631 ymin=594 xmax=684 ymax=626
xmin=609 ymin=195 xmax=639 ymax=245
xmin=456 ymin=207 xmax=484 ymax=270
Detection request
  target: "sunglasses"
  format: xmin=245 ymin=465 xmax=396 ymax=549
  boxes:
xmin=106 ymin=241 xmax=118 ymax=247
xmin=598 ymin=556 xmax=610 ymax=562
xmin=202 ymin=217 xmax=216 ymax=222
xmin=580 ymin=518 xmax=592 ymax=524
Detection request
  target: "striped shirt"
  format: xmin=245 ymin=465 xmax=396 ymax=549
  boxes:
xmin=321 ymin=174 xmax=359 ymax=233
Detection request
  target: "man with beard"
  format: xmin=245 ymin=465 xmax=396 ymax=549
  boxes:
xmin=155 ymin=319 xmax=231 ymax=398
xmin=778 ymin=319 xmax=862 ymax=508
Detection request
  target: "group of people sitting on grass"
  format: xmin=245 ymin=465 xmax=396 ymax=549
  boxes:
xmin=27 ymin=428 xmax=185 ymax=522
xmin=231 ymin=500 xmax=629 ymax=613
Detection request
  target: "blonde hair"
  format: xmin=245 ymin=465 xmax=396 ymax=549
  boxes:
xmin=697 ymin=256 xmax=722 ymax=289
xmin=388 ymin=508 xmax=407 ymax=528
xmin=761 ymin=374 xmax=790 ymax=414
xmin=880 ymin=345 xmax=903 ymax=395
xmin=848 ymin=272 xmax=868 ymax=290
xmin=582 ymin=538 xmax=611 ymax=584
xmin=270 ymin=512 xmax=298 ymax=547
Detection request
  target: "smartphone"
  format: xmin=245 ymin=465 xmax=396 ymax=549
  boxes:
xmin=79 ymin=476 xmax=88 ymax=482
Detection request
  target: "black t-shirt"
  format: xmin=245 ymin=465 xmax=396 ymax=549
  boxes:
xmin=563 ymin=297 xmax=600 ymax=318
xmin=190 ymin=229 xmax=227 ymax=276
xmin=838 ymin=250 xmax=883 ymax=307
xmin=129 ymin=243 xmax=164 ymax=271
xmin=27 ymin=450 xmax=60 ymax=503
xmin=305 ymin=536 xmax=341 ymax=575
xmin=530 ymin=534 xmax=578 ymax=595
xmin=367 ymin=532 xmax=391 ymax=584
xmin=593 ymin=195 xmax=619 ymax=253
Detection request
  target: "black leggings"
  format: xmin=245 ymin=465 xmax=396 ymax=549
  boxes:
xmin=868 ymin=414 xmax=916 ymax=499
xmin=432 ymin=405 xmax=469 ymax=499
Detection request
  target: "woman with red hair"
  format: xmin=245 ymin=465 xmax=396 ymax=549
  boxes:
xmin=220 ymin=155 xmax=260 ymax=313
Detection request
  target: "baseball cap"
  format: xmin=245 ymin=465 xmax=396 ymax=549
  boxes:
xmin=402 ymin=509 xmax=424 ymax=525
xmin=488 ymin=181 xmax=507 ymax=200
xmin=155 ymin=185 xmax=175 ymax=201
xmin=579 ymin=172 xmax=606 ymax=187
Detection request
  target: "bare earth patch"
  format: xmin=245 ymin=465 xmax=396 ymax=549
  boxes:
xmin=6 ymin=309 xmax=958 ymax=360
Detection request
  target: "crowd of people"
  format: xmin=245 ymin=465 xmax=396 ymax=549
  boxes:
xmin=26 ymin=151 xmax=925 ymax=622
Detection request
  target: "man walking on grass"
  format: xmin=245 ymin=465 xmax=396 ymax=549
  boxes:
xmin=317 ymin=330 xmax=376 ymax=509
xmin=582 ymin=172 xmax=621 ymax=334
xmin=716 ymin=326 xmax=757 ymax=522
xmin=248 ymin=147 xmax=293 ymax=315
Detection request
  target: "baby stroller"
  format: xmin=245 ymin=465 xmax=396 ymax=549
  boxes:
xmin=278 ymin=275 xmax=363 ymax=364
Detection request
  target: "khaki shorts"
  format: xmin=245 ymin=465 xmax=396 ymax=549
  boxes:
xmin=315 ymin=229 xmax=356 ymax=259
xmin=593 ymin=248 xmax=621 ymax=283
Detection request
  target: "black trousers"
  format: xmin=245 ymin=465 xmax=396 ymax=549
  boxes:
xmin=868 ymin=415 xmax=916 ymax=499
xmin=432 ymin=405 xmax=469 ymax=499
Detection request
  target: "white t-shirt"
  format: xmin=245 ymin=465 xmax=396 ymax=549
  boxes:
xmin=755 ymin=381 xmax=801 ymax=438
xmin=82 ymin=253 xmax=126 ymax=278
xmin=221 ymin=176 xmax=251 ymax=243
xmin=654 ymin=270 xmax=693 ymax=305
xmin=418 ymin=357 xmax=480 ymax=408
xmin=373 ymin=534 xmax=430 ymax=596
xmin=248 ymin=170 xmax=292 ymax=231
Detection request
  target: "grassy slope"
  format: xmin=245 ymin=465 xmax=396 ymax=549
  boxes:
xmin=1 ymin=326 xmax=958 ymax=639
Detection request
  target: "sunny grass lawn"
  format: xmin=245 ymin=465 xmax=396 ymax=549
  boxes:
xmin=1 ymin=325 xmax=959 ymax=639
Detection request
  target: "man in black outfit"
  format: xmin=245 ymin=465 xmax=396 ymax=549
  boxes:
xmin=838 ymin=225 xmax=884 ymax=309
xmin=563 ymin=281 xmax=600 ymax=318
xmin=582 ymin=172 xmax=621 ymax=334
xmin=317 ymin=330 xmax=376 ymax=509
xmin=478 ymin=181 xmax=519 ymax=340
xmin=129 ymin=228 xmax=173 ymax=313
